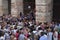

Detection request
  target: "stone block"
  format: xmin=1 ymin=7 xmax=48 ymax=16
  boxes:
xmin=11 ymin=0 xmax=23 ymax=17
xmin=35 ymin=0 xmax=52 ymax=22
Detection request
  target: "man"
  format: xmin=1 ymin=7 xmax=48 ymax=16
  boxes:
xmin=39 ymin=32 xmax=47 ymax=40
xmin=0 ymin=30 xmax=5 ymax=40
xmin=18 ymin=29 xmax=27 ymax=40
xmin=47 ymin=28 xmax=53 ymax=40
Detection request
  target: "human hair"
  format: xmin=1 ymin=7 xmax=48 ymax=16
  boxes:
xmin=41 ymin=32 xmax=44 ymax=36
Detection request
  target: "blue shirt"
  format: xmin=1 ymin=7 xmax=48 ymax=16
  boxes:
xmin=39 ymin=35 xmax=47 ymax=40
xmin=47 ymin=32 xmax=53 ymax=40
xmin=18 ymin=34 xmax=25 ymax=40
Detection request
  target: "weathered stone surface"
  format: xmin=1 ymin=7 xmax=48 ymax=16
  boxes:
xmin=35 ymin=0 xmax=52 ymax=22
xmin=11 ymin=0 xmax=23 ymax=17
xmin=0 ymin=0 xmax=8 ymax=16
xmin=2 ymin=0 xmax=8 ymax=14
xmin=0 ymin=0 xmax=52 ymax=22
xmin=0 ymin=0 xmax=3 ymax=16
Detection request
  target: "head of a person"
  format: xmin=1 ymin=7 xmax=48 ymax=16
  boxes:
xmin=41 ymin=32 xmax=45 ymax=36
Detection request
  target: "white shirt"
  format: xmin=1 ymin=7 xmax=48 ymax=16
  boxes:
xmin=36 ymin=25 xmax=41 ymax=30
xmin=47 ymin=32 xmax=53 ymax=40
xmin=0 ymin=36 xmax=5 ymax=40
xmin=53 ymin=31 xmax=58 ymax=40
xmin=13 ymin=29 xmax=17 ymax=35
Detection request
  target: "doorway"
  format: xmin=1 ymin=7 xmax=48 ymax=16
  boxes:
xmin=53 ymin=0 xmax=60 ymax=22
xmin=8 ymin=0 xmax=11 ymax=14
xmin=23 ymin=0 xmax=35 ymax=15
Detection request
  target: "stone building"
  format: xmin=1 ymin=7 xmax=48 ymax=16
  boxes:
xmin=0 ymin=0 xmax=53 ymax=22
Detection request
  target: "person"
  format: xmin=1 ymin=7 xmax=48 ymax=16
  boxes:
xmin=4 ymin=31 xmax=10 ymax=40
xmin=13 ymin=26 xmax=17 ymax=35
xmin=0 ymin=31 xmax=5 ymax=40
xmin=0 ymin=36 xmax=5 ymax=40
xmin=18 ymin=29 xmax=27 ymax=40
xmin=10 ymin=33 xmax=16 ymax=40
xmin=39 ymin=32 xmax=47 ymax=40
xmin=53 ymin=29 xmax=58 ymax=40
xmin=16 ymin=30 xmax=19 ymax=40
xmin=47 ymin=28 xmax=53 ymax=40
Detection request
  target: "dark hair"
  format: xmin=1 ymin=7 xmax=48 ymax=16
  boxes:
xmin=20 ymin=28 xmax=23 ymax=30
xmin=41 ymin=32 xmax=44 ymax=36
xmin=0 ymin=31 xmax=4 ymax=37
xmin=16 ymin=30 xmax=19 ymax=33
xmin=44 ymin=22 xmax=48 ymax=25
xmin=39 ymin=22 xmax=42 ymax=25
xmin=38 ymin=27 xmax=42 ymax=30
xmin=20 ymin=12 xmax=22 ymax=16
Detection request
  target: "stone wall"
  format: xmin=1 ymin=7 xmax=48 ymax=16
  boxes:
xmin=0 ymin=0 xmax=53 ymax=22
xmin=0 ymin=0 xmax=23 ymax=17
xmin=11 ymin=0 xmax=23 ymax=17
xmin=2 ymin=0 xmax=8 ymax=14
xmin=35 ymin=0 xmax=53 ymax=22
xmin=0 ymin=0 xmax=8 ymax=16
xmin=0 ymin=0 xmax=3 ymax=16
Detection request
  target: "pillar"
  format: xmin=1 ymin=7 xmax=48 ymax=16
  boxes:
xmin=35 ymin=0 xmax=53 ymax=22
xmin=11 ymin=0 xmax=23 ymax=17
xmin=2 ymin=0 xmax=8 ymax=15
xmin=0 ymin=0 xmax=3 ymax=16
xmin=0 ymin=0 xmax=8 ymax=16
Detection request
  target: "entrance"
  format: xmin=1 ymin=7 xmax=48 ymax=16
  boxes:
xmin=23 ymin=0 xmax=35 ymax=15
xmin=53 ymin=0 xmax=60 ymax=22
xmin=8 ymin=0 xmax=11 ymax=14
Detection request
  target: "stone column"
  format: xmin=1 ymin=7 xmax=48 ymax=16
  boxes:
xmin=2 ymin=0 xmax=8 ymax=15
xmin=0 ymin=0 xmax=3 ymax=16
xmin=0 ymin=0 xmax=8 ymax=16
xmin=35 ymin=0 xmax=53 ymax=22
xmin=11 ymin=0 xmax=23 ymax=17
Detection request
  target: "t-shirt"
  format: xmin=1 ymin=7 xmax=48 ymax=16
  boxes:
xmin=4 ymin=33 xmax=10 ymax=40
xmin=47 ymin=32 xmax=53 ymax=40
xmin=39 ymin=35 xmax=47 ymax=40
xmin=53 ymin=31 xmax=58 ymax=40
xmin=0 ymin=36 xmax=5 ymax=40
xmin=18 ymin=34 xmax=25 ymax=40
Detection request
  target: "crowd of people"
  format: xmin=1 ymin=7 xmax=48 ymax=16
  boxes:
xmin=0 ymin=12 xmax=60 ymax=40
